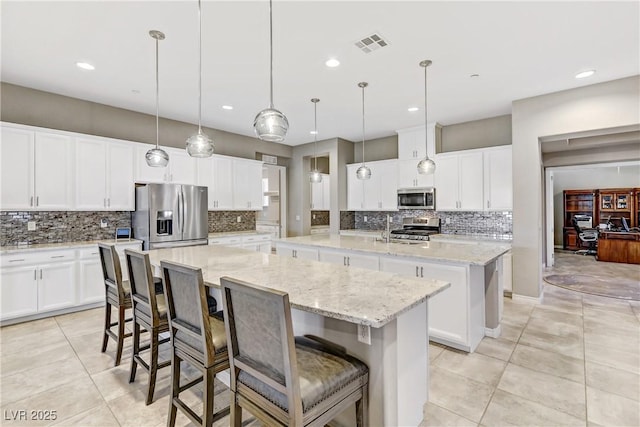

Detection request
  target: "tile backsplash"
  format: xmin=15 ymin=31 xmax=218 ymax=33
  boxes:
xmin=0 ymin=211 xmax=132 ymax=246
xmin=311 ymin=211 xmax=330 ymax=226
xmin=208 ymin=211 xmax=256 ymax=233
xmin=351 ymin=210 xmax=512 ymax=235
xmin=340 ymin=211 xmax=356 ymax=230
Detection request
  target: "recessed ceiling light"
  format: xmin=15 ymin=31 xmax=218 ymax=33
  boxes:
xmin=575 ymin=69 xmax=595 ymax=79
xmin=407 ymin=107 xmax=419 ymax=112
xmin=222 ymin=105 xmax=233 ymax=110
xmin=310 ymin=130 xmax=318 ymax=135
xmin=76 ymin=62 xmax=95 ymax=71
xmin=325 ymin=58 xmax=340 ymax=68
xmin=470 ymin=73 xmax=480 ymax=78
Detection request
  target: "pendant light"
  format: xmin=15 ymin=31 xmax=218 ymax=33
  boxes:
xmin=186 ymin=0 xmax=214 ymax=157
xmin=145 ymin=30 xmax=170 ymax=168
xmin=417 ymin=60 xmax=436 ymax=175
xmin=309 ymin=98 xmax=322 ymax=184
xmin=253 ymin=0 xmax=289 ymax=142
xmin=356 ymin=82 xmax=371 ymax=180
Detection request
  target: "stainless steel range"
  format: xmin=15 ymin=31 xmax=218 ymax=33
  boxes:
xmin=389 ymin=217 xmax=441 ymax=242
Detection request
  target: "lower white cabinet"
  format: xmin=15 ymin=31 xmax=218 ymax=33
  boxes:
xmin=318 ymin=249 xmax=379 ymax=270
xmin=78 ymin=254 xmax=103 ymax=305
xmin=1 ymin=265 xmax=39 ymax=319
xmin=275 ymin=244 xmax=318 ymax=261
xmin=502 ymin=251 xmax=513 ymax=293
xmin=37 ymin=262 xmax=76 ymax=312
xmin=208 ymin=233 xmax=271 ymax=254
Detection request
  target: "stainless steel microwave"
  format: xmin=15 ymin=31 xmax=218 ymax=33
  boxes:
xmin=397 ymin=187 xmax=436 ymax=210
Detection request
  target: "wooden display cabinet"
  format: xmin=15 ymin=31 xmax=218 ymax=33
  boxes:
xmin=599 ymin=188 xmax=634 ymax=227
xmin=563 ymin=190 xmax=597 ymax=250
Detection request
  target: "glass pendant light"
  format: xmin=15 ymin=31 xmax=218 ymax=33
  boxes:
xmin=253 ymin=0 xmax=289 ymax=142
xmin=417 ymin=59 xmax=436 ymax=175
xmin=356 ymin=82 xmax=371 ymax=180
xmin=186 ymin=0 xmax=214 ymax=157
xmin=146 ymin=30 xmax=169 ymax=168
xmin=309 ymin=98 xmax=322 ymax=184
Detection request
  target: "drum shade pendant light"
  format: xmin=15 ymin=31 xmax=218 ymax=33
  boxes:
xmin=146 ymin=30 xmax=170 ymax=167
xmin=253 ymin=0 xmax=289 ymax=142
xmin=356 ymin=82 xmax=371 ymax=180
xmin=309 ymin=98 xmax=322 ymax=184
xmin=186 ymin=0 xmax=214 ymax=157
xmin=417 ymin=60 xmax=436 ymax=175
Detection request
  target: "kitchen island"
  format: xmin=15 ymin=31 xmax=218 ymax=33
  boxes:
xmin=275 ymin=234 xmax=510 ymax=353
xmin=147 ymin=244 xmax=450 ymax=427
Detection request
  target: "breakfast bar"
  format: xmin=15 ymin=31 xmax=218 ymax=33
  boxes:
xmin=147 ymin=244 xmax=450 ymax=427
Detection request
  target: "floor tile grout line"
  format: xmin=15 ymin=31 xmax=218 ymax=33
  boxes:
xmin=581 ymin=290 xmax=589 ymax=424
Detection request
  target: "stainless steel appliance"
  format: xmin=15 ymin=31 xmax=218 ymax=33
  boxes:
xmin=397 ymin=187 xmax=436 ymax=210
xmin=133 ymin=184 xmax=208 ymax=250
xmin=389 ymin=217 xmax=441 ymax=242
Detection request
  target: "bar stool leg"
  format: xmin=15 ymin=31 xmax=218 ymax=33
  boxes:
xmin=230 ymin=395 xmax=242 ymax=427
xmin=167 ymin=352 xmax=180 ymax=427
xmin=203 ymin=368 xmax=215 ymax=427
xmin=129 ymin=321 xmax=140 ymax=383
xmin=115 ymin=306 xmax=126 ymax=366
xmin=101 ymin=303 xmax=111 ymax=352
xmin=146 ymin=329 xmax=159 ymax=405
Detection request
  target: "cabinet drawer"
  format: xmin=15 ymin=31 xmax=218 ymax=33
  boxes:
xmin=209 ymin=237 xmax=242 ymax=246
xmin=243 ymin=234 xmax=271 ymax=242
xmin=78 ymin=247 xmax=101 ymax=260
xmin=1 ymin=250 xmax=75 ymax=268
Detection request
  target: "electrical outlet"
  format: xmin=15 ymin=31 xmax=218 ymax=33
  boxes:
xmin=312 ymin=214 xmax=316 ymax=220
xmin=237 ymin=216 xmax=242 ymax=223
xmin=100 ymin=219 xmax=108 ymax=228
xmin=27 ymin=221 xmax=36 ymax=231
xmin=357 ymin=324 xmax=371 ymax=345
xmin=364 ymin=216 xmax=368 ymax=222
xmin=295 ymin=215 xmax=300 ymax=221
xmin=446 ymin=217 xmax=451 ymax=224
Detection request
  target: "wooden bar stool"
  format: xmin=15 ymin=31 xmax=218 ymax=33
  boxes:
xmin=160 ymin=260 xmax=230 ymax=427
xmin=125 ymin=249 xmax=171 ymax=405
xmin=98 ymin=243 xmax=132 ymax=367
xmin=220 ymin=276 xmax=369 ymax=427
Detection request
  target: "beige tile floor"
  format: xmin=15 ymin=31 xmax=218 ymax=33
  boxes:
xmin=1 ymin=284 xmax=639 ymax=426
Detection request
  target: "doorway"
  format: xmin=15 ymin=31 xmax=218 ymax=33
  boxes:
xmin=256 ymin=164 xmax=287 ymax=241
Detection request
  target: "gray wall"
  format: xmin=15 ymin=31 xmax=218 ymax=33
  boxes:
xmin=1 ymin=83 xmax=293 ymax=161
xmin=512 ymin=75 xmax=640 ymax=299
xmin=354 ymin=135 xmax=398 ymax=163
xmin=441 ymin=114 xmax=512 ymax=152
xmin=552 ymin=164 xmax=640 ymax=246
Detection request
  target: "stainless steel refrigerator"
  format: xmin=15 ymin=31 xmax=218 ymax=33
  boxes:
xmin=133 ymin=184 xmax=208 ymax=250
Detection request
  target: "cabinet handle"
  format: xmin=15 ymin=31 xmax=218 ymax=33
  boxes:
xmin=40 ymin=269 xmax=42 ymax=279
xmin=91 ymin=252 xmax=98 ymax=255
xmin=343 ymin=256 xmax=347 ymax=266
xmin=415 ymin=266 xmax=419 ymax=277
xmin=107 ymin=198 xmax=110 ymax=207
xmin=50 ymin=255 xmax=65 ymax=259
xmin=34 ymin=269 xmax=37 ymax=280
xmin=30 ymin=196 xmax=34 ymax=207
xmin=104 ymin=198 xmax=106 ymax=208
xmin=420 ymin=266 xmax=424 ymax=278
xmin=9 ymin=259 xmax=25 ymax=262
xmin=36 ymin=196 xmax=39 ymax=206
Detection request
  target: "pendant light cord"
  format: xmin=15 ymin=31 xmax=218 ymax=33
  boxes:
xmin=197 ymin=0 xmax=203 ymax=132
xmin=361 ymin=84 xmax=366 ymax=166
xmin=155 ymin=36 xmax=160 ymax=150
xmin=314 ymin=100 xmax=318 ymax=170
xmin=423 ymin=63 xmax=428 ymax=158
xmin=269 ymin=0 xmax=274 ymax=109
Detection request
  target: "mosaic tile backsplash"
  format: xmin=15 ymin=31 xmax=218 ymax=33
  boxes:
xmin=340 ymin=211 xmax=356 ymax=230
xmin=208 ymin=211 xmax=256 ymax=233
xmin=351 ymin=210 xmax=512 ymax=235
xmin=0 ymin=211 xmax=132 ymax=246
xmin=311 ymin=211 xmax=330 ymax=226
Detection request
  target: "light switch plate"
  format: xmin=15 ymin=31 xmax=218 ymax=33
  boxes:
xmin=446 ymin=217 xmax=451 ymax=224
xmin=237 ymin=216 xmax=242 ymax=223
xmin=357 ymin=324 xmax=371 ymax=345
xmin=27 ymin=221 xmax=36 ymax=231
xmin=364 ymin=216 xmax=368 ymax=222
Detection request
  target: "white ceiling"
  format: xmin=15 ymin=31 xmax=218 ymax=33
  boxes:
xmin=2 ymin=1 xmax=639 ymax=146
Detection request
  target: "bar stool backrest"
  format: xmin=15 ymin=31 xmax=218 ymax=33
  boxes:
xmin=126 ymin=249 xmax=161 ymax=325
xmin=98 ymin=243 xmax=126 ymax=305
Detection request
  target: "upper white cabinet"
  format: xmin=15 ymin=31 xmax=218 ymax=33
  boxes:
xmin=483 ymin=146 xmax=512 ymax=210
xmin=135 ymin=145 xmax=197 ymax=185
xmin=311 ymin=174 xmax=330 ymax=210
xmin=397 ymin=124 xmax=440 ymax=161
xmin=75 ymin=136 xmax=134 ymax=210
xmin=0 ymin=126 xmax=74 ymax=210
xmin=434 ymin=151 xmax=484 ymax=211
xmin=398 ymin=159 xmax=434 ymax=189
xmin=213 ymin=155 xmax=235 ymax=209
xmin=233 ymin=158 xmax=263 ymax=210
xmin=347 ymin=160 xmax=398 ymax=211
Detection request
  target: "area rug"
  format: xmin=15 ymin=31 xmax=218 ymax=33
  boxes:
xmin=543 ymin=274 xmax=640 ymax=301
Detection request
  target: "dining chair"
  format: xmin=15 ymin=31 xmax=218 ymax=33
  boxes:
xmin=125 ymin=249 xmax=171 ymax=405
xmin=220 ymin=276 xmax=369 ymax=427
xmin=161 ymin=260 xmax=230 ymax=427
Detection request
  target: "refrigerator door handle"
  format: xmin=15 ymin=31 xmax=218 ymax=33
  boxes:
xmin=180 ymin=188 xmax=185 ymax=238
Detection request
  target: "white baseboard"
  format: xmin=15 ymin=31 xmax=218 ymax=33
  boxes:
xmin=485 ymin=324 xmax=502 ymax=338
xmin=512 ymin=291 xmax=544 ymax=304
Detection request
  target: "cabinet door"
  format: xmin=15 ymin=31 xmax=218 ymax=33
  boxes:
xmin=212 ymin=156 xmax=234 ymax=210
xmin=37 ymin=262 xmax=76 ymax=312
xmin=380 ymin=257 xmax=420 ymax=277
xmin=75 ymin=137 xmax=107 ymax=210
xmin=397 ymin=129 xmax=419 ymax=159
xmin=458 ymin=152 xmax=484 ymax=210
xmin=318 ymin=250 xmax=347 ymax=266
xmin=136 ymin=145 xmax=168 ymax=183
xmin=322 ymin=175 xmax=331 ymax=210
xmin=196 ymin=158 xmax=215 ymax=209
xmin=347 ymin=164 xmax=364 ymax=210
xmin=484 ymin=147 xmax=512 ymax=210
xmin=78 ymin=258 xmax=104 ymax=304
xmin=347 ymin=252 xmax=379 ymax=270
xmin=0 ymin=266 xmax=38 ymax=320
xmin=362 ymin=173 xmax=380 ymax=210
xmin=294 ymin=246 xmax=319 ymax=261
xmin=233 ymin=159 xmax=263 ymax=210
xmin=35 ymin=132 xmax=74 ymax=210
xmin=434 ymin=155 xmax=459 ymax=210
xmin=1 ymin=127 xmax=35 ymax=209
xmin=167 ymin=148 xmax=197 ymax=185
xmin=311 ymin=181 xmax=323 ymax=210
xmin=398 ymin=159 xmax=419 ymax=188
xmin=247 ymin=161 xmax=264 ymax=210
xmin=378 ymin=161 xmax=398 ymax=210
xmin=107 ymin=142 xmax=135 ymax=210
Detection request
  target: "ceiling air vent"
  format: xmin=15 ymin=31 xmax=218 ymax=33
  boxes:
xmin=354 ymin=33 xmax=389 ymax=53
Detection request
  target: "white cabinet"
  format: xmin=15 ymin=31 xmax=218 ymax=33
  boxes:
xmin=78 ymin=250 xmax=103 ymax=305
xmin=347 ymin=160 xmax=398 ymax=211
xmin=75 ymin=137 xmax=134 ymax=210
xmin=397 ymin=159 xmax=434 ymax=189
xmin=37 ymin=261 xmax=76 ymax=312
xmin=208 ymin=233 xmax=271 ymax=254
xmin=135 ymin=145 xmax=198 ymax=185
xmin=483 ymin=146 xmax=512 ymax=211
xmin=275 ymin=244 xmax=318 ymax=261
xmin=311 ymin=174 xmax=330 ymax=210
xmin=502 ymin=251 xmax=513 ymax=293
xmin=0 ymin=266 xmax=39 ymax=319
xmin=233 ymin=158 xmax=263 ymax=210
xmin=318 ymin=249 xmax=379 ymax=270
xmin=0 ymin=126 xmax=74 ymax=210
xmin=135 ymin=144 xmax=168 ymax=183
xmin=198 ymin=155 xmax=235 ymax=210
xmin=434 ymin=151 xmax=484 ymax=211
xmin=397 ymin=124 xmax=440 ymax=160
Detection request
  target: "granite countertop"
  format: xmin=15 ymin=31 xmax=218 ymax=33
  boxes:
xmin=278 ymin=234 xmax=509 ymax=266
xmin=429 ymin=233 xmax=513 ymax=245
xmin=0 ymin=239 xmax=143 ymax=255
xmin=311 ymin=225 xmax=330 ymax=229
xmin=148 ymin=245 xmax=450 ymax=328
xmin=208 ymin=230 xmax=272 ymax=238
xmin=339 ymin=229 xmax=384 ymax=237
